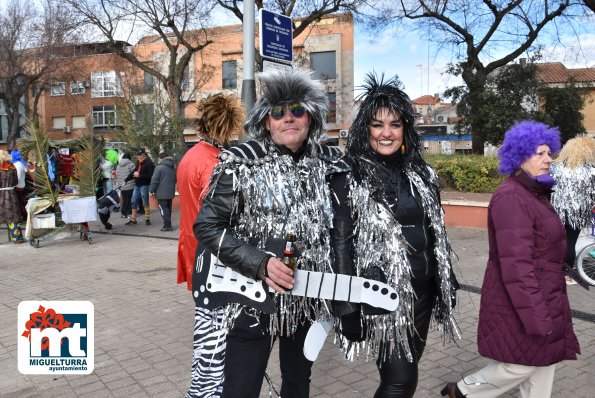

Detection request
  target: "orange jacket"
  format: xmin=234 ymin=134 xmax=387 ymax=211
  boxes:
xmin=176 ymin=142 xmax=221 ymax=290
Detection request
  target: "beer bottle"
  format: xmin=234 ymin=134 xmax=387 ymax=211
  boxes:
xmin=281 ymin=233 xmax=297 ymax=272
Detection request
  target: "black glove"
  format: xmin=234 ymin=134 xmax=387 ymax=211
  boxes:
xmin=339 ymin=311 xmax=366 ymax=342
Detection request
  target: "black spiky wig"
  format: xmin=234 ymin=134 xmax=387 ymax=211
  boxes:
xmin=347 ymin=73 xmax=430 ymax=186
xmin=244 ymin=68 xmax=329 ymax=142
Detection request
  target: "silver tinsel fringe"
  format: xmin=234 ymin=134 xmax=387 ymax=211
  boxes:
xmin=551 ymin=164 xmax=595 ymax=229
xmin=214 ymin=144 xmax=336 ymax=336
xmin=340 ymin=164 xmax=457 ymax=362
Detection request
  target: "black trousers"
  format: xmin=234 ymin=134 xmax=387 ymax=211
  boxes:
xmin=158 ymin=199 xmax=172 ymax=228
xmin=374 ymin=276 xmax=436 ymax=398
xmin=565 ymin=223 xmax=581 ymax=268
xmin=221 ymin=309 xmax=313 ymax=398
xmin=121 ymin=189 xmax=133 ymax=217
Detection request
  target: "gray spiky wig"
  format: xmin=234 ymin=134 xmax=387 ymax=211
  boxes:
xmin=244 ymin=68 xmax=329 ymax=142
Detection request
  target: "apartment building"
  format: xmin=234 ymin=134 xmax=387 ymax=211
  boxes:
xmin=18 ymin=13 xmax=354 ymax=149
xmin=30 ymin=42 xmax=133 ymax=142
xmin=133 ymin=12 xmax=355 ymax=143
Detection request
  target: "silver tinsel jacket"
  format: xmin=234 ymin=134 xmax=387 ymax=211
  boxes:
xmin=342 ymin=163 xmax=457 ymax=361
xmin=551 ymin=163 xmax=595 ymax=229
xmin=195 ymin=139 xmax=342 ymax=336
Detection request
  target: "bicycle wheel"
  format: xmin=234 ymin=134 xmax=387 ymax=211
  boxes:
xmin=576 ymin=242 xmax=595 ymax=286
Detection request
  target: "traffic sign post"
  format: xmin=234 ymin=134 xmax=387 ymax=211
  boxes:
xmin=259 ymin=9 xmax=293 ymax=64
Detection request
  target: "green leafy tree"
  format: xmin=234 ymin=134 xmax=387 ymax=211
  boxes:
xmin=362 ymin=0 xmax=593 ymax=153
xmin=445 ymin=61 xmax=543 ymax=146
xmin=540 ymin=83 xmax=587 ymax=143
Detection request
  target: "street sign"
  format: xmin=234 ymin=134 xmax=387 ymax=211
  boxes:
xmin=259 ymin=9 xmax=293 ymax=63
xmin=262 ymin=59 xmax=293 ymax=73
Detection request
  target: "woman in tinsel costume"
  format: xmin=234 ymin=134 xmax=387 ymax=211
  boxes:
xmin=442 ymin=121 xmax=580 ymax=398
xmin=195 ymin=68 xmax=343 ymax=398
xmin=330 ymin=73 xmax=459 ymax=398
xmin=550 ymin=136 xmax=595 ymax=284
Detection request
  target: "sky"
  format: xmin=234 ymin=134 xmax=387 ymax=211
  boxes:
xmin=354 ymin=22 xmax=595 ymax=102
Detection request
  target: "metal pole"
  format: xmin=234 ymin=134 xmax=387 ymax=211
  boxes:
xmin=241 ymin=0 xmax=256 ymax=117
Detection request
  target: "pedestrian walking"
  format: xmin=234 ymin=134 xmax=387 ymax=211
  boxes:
xmin=149 ymin=152 xmax=177 ymax=231
xmin=441 ymin=121 xmax=580 ymax=398
xmin=125 ymin=148 xmax=154 ymax=226
xmin=11 ymin=148 xmax=28 ymax=223
xmin=115 ymin=152 xmax=135 ymax=218
xmin=550 ymin=135 xmax=595 ymax=286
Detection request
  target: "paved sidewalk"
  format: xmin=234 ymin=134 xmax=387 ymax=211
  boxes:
xmin=0 ymin=211 xmax=593 ymax=397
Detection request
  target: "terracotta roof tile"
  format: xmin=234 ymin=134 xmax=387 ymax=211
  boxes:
xmin=535 ymin=62 xmax=595 ymax=84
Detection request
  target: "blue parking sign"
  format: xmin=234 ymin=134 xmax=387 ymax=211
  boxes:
xmin=259 ymin=9 xmax=293 ymax=63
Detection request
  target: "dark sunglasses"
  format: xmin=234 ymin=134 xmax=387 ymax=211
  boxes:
xmin=269 ymin=103 xmax=307 ymax=120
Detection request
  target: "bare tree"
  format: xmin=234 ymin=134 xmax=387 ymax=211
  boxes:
xmin=364 ymin=0 xmax=593 ymax=153
xmin=63 ymin=0 xmax=218 ymax=151
xmin=0 ymin=0 xmax=77 ymax=150
xmin=216 ymin=0 xmax=365 ymax=39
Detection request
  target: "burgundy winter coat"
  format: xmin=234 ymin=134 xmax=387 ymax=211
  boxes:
xmin=477 ymin=173 xmax=580 ymax=366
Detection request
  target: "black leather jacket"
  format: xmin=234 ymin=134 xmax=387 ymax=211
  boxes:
xmin=194 ymin=139 xmax=343 ymax=281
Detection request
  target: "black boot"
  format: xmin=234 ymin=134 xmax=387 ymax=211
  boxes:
xmin=440 ymin=382 xmax=466 ymax=398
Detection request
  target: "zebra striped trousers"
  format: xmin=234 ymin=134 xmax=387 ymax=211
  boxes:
xmin=185 ymin=306 xmax=226 ymax=398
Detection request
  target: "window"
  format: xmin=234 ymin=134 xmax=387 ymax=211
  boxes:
xmin=70 ymin=81 xmax=85 ymax=95
xmin=326 ymin=92 xmax=337 ymax=124
xmin=92 ymin=105 xmax=119 ymax=129
xmin=310 ymin=51 xmax=336 ymax=80
xmin=222 ymin=60 xmax=237 ymax=89
xmin=91 ymin=71 xmax=123 ymax=98
xmin=52 ymin=117 xmax=66 ymax=129
xmin=50 ymin=82 xmax=65 ymax=96
xmin=72 ymin=116 xmax=86 ymax=129
xmin=143 ymin=71 xmax=154 ymax=93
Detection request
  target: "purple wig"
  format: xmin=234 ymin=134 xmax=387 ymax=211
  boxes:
xmin=498 ymin=120 xmax=561 ymax=175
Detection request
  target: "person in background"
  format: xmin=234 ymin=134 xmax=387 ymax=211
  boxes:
xmin=96 ymin=189 xmax=121 ymax=230
xmin=330 ymin=74 xmax=458 ymax=398
xmin=11 ymin=149 xmax=28 ymax=223
xmin=441 ymin=121 xmax=580 ymax=398
xmin=177 ymin=93 xmax=244 ymax=398
xmin=195 ymin=68 xmax=341 ymax=398
xmin=101 ymin=149 xmax=118 ymax=196
xmin=149 ymin=152 xmax=177 ymax=232
xmin=0 ymin=150 xmax=23 ymax=243
xmin=125 ymin=148 xmax=154 ymax=226
xmin=550 ymin=136 xmax=595 ymax=285
xmin=115 ymin=152 xmax=136 ymax=218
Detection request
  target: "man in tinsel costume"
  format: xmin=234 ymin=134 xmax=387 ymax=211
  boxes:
xmin=329 ymin=73 xmax=459 ymax=398
xmin=550 ymin=135 xmax=595 ymax=285
xmin=195 ymin=68 xmax=342 ymax=398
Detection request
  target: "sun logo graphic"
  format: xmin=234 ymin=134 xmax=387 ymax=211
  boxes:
xmin=18 ymin=301 xmax=94 ymax=374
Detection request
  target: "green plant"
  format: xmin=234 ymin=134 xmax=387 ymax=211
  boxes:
xmin=426 ymin=154 xmax=504 ymax=193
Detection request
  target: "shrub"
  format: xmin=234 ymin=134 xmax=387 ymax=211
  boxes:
xmin=425 ymin=154 xmax=504 ymax=193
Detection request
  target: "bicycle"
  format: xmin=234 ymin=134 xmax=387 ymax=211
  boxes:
xmin=575 ymin=210 xmax=595 ymax=286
